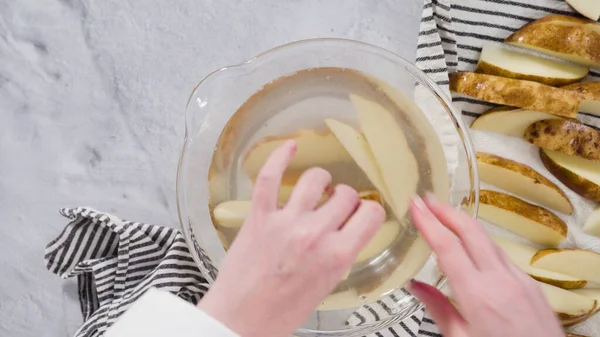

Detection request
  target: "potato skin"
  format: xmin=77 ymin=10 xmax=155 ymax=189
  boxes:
xmin=505 ymin=14 xmax=600 ymax=66
xmin=525 ymin=120 xmax=600 ymax=161
xmin=479 ymin=190 xmax=568 ymax=238
xmin=562 ymin=81 xmax=600 ymax=100
xmin=449 ymin=72 xmax=579 ymax=117
xmin=540 ymin=149 xmax=600 ymax=203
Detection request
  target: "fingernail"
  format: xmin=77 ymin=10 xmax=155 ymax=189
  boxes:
xmin=406 ymin=279 xmax=426 ymax=296
xmin=284 ymin=140 xmax=297 ymax=153
xmin=411 ymin=195 xmax=427 ymax=212
xmin=424 ymin=193 xmax=439 ymax=206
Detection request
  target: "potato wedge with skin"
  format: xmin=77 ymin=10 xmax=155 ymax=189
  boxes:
xmin=475 ymin=43 xmax=588 ymax=86
xmin=525 ymin=119 xmax=600 ymax=161
xmin=583 ymin=207 xmax=600 ymax=237
xmin=477 ymin=152 xmax=573 ymax=214
xmin=470 ymin=106 xmax=562 ymax=137
xmin=351 ymin=94 xmax=419 ymax=220
xmin=531 ymin=249 xmax=600 ymax=283
xmin=540 ymin=149 xmax=600 ymax=203
xmin=505 ymin=15 xmax=600 ymax=69
xmin=571 ymin=288 xmax=600 ymax=317
xmin=538 ymin=282 xmax=598 ymax=326
xmin=566 ymin=0 xmax=600 ymax=22
xmin=241 ymin=130 xmax=352 ymax=179
xmin=478 ymin=190 xmax=568 ymax=247
xmin=493 ymin=237 xmax=586 ymax=289
xmin=449 ymin=72 xmax=579 ymax=118
xmin=562 ymin=81 xmax=600 ymax=117
xmin=212 ymin=189 xmax=382 ymax=229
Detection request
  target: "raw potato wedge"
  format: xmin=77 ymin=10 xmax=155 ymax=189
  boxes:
xmin=470 ymin=106 xmax=562 ymax=137
xmin=583 ymin=207 xmax=600 ymax=237
xmin=562 ymin=81 xmax=600 ymax=117
xmin=493 ymin=237 xmax=586 ymax=289
xmin=475 ymin=43 xmax=588 ymax=86
xmin=531 ymin=249 xmax=600 ymax=283
xmin=324 ymin=118 xmax=390 ymax=201
xmin=478 ymin=190 xmax=568 ymax=247
xmin=241 ymin=130 xmax=352 ymax=178
xmin=449 ymin=72 xmax=580 ymax=118
xmin=213 ymin=190 xmax=382 ymax=229
xmin=525 ymin=119 xmax=600 ymax=161
xmin=505 ymin=15 xmax=600 ymax=69
xmin=351 ymin=94 xmax=419 ymax=220
xmin=571 ymin=288 xmax=600 ymax=316
xmin=540 ymin=149 xmax=600 ymax=203
xmin=566 ymin=0 xmax=600 ymax=21
xmin=538 ymin=282 xmax=598 ymax=326
xmin=477 ymin=152 xmax=573 ymax=214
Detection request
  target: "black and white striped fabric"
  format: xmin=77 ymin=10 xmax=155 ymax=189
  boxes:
xmin=45 ymin=207 xmax=439 ymax=337
xmin=45 ymin=207 xmax=209 ymax=337
xmin=415 ymin=0 xmax=600 ymax=127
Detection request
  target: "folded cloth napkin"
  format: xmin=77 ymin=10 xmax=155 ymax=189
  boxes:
xmin=416 ymin=0 xmax=600 ymax=336
xmin=45 ymin=208 xmax=440 ymax=337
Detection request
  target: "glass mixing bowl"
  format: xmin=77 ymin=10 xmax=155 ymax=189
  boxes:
xmin=177 ymin=38 xmax=479 ymax=337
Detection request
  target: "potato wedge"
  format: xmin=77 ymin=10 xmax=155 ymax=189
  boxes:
xmin=449 ymin=72 xmax=579 ymax=118
xmin=351 ymin=94 xmax=419 ymax=220
xmin=324 ymin=118 xmax=390 ymax=201
xmin=540 ymin=149 xmax=600 ymax=203
xmin=477 ymin=152 xmax=573 ymax=214
xmin=524 ymin=119 xmax=600 ymax=161
xmin=505 ymin=15 xmax=600 ymax=69
xmin=241 ymin=130 xmax=352 ymax=179
xmin=470 ymin=106 xmax=562 ymax=137
xmin=532 ymin=249 xmax=600 ymax=283
xmin=213 ymin=189 xmax=382 ymax=229
xmin=583 ymin=207 xmax=600 ymax=237
xmin=478 ymin=190 xmax=568 ymax=247
xmin=566 ymin=0 xmax=600 ymax=22
xmin=493 ymin=237 xmax=586 ymax=289
xmin=538 ymin=281 xmax=598 ymax=326
xmin=562 ymin=81 xmax=600 ymax=117
xmin=475 ymin=43 xmax=588 ymax=86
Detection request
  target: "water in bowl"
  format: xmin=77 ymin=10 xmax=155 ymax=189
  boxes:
xmin=207 ymin=67 xmax=449 ymax=317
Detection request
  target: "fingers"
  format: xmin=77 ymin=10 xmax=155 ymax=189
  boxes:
xmin=424 ymin=194 xmax=503 ymax=270
xmin=407 ymin=280 xmax=468 ymax=337
xmin=410 ymin=197 xmax=476 ymax=285
xmin=339 ymin=200 xmax=386 ymax=252
xmin=286 ymin=168 xmax=332 ymax=211
xmin=251 ymin=141 xmax=297 ymax=213
xmin=313 ymin=184 xmax=361 ymax=231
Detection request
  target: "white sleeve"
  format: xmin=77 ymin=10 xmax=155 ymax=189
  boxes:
xmin=105 ymin=288 xmax=240 ymax=337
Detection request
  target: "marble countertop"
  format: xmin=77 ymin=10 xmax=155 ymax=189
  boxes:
xmin=0 ymin=0 xmax=423 ymax=335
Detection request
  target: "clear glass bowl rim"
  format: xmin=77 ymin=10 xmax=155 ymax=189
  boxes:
xmin=176 ymin=37 xmax=480 ymax=336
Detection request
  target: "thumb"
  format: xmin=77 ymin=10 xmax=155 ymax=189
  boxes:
xmin=407 ymin=280 xmax=468 ymax=337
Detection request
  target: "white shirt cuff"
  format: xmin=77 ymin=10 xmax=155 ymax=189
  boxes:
xmin=105 ymin=288 xmax=240 ymax=337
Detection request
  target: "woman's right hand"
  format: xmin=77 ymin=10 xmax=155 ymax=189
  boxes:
xmin=408 ymin=196 xmax=564 ymax=337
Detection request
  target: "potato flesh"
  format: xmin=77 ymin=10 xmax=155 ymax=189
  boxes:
xmin=532 ymin=250 xmax=600 ymax=283
xmin=351 ymin=94 xmax=419 ymax=220
xmin=471 ymin=109 xmax=561 ymax=137
xmin=477 ymin=155 xmax=572 ymax=214
xmin=492 ymin=237 xmax=585 ymax=288
xmin=476 ymin=43 xmax=588 ymax=84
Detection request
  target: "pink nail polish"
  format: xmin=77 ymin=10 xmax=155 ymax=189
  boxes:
xmin=411 ymin=196 xmax=427 ymax=212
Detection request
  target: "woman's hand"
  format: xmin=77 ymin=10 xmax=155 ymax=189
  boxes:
xmin=197 ymin=140 xmax=386 ymax=337
xmin=408 ymin=196 xmax=564 ymax=337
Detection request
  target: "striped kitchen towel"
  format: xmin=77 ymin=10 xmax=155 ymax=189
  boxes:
xmin=45 ymin=207 xmax=210 ymax=337
xmin=45 ymin=207 xmax=438 ymax=337
xmin=415 ymin=1 xmax=600 ymax=336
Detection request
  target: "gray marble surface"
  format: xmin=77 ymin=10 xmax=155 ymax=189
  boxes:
xmin=0 ymin=0 xmax=423 ymax=336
